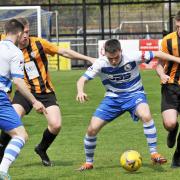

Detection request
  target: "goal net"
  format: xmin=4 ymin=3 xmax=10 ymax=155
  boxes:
xmin=0 ymin=6 xmax=53 ymax=39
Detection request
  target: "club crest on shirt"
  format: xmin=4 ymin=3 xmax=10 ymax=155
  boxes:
xmin=124 ymin=63 xmax=132 ymax=71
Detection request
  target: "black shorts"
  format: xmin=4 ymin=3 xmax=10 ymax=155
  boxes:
xmin=12 ymin=91 xmax=59 ymax=114
xmin=161 ymin=84 xmax=180 ymax=113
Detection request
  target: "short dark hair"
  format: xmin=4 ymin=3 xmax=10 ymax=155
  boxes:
xmin=175 ymin=11 xmax=180 ymax=21
xmin=104 ymin=39 xmax=121 ymax=53
xmin=17 ymin=17 xmax=29 ymax=26
xmin=4 ymin=19 xmax=24 ymax=34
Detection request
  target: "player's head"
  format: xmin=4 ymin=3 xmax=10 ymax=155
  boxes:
xmin=104 ymin=39 xmax=122 ymax=66
xmin=175 ymin=10 xmax=180 ymax=37
xmin=4 ymin=18 xmax=24 ymax=35
xmin=16 ymin=17 xmax=30 ymax=48
xmin=4 ymin=19 xmax=24 ymax=45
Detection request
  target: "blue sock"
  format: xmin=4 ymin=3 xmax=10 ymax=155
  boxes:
xmin=143 ymin=119 xmax=157 ymax=154
xmin=0 ymin=136 xmax=25 ymax=173
xmin=84 ymin=134 xmax=97 ymax=163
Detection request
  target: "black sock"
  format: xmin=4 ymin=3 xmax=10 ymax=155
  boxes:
xmin=0 ymin=131 xmax=11 ymax=157
xmin=175 ymin=122 xmax=179 ymax=131
xmin=176 ymin=132 xmax=180 ymax=153
xmin=38 ymin=128 xmax=57 ymax=151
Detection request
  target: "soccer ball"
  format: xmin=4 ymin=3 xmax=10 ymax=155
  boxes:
xmin=120 ymin=150 xmax=142 ymax=172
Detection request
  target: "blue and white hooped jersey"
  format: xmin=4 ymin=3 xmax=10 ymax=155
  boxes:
xmin=83 ymin=51 xmax=154 ymax=98
xmin=0 ymin=40 xmax=24 ymax=92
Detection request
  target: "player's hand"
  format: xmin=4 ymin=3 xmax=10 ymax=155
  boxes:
xmin=160 ymin=74 xmax=170 ymax=84
xmin=76 ymin=92 xmax=88 ymax=103
xmin=32 ymin=100 xmax=47 ymax=114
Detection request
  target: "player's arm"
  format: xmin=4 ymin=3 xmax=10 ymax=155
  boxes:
xmin=11 ymin=52 xmax=46 ymax=114
xmin=153 ymin=51 xmax=180 ymax=63
xmin=13 ymin=77 xmax=47 ymax=113
xmin=76 ymin=59 xmax=101 ymax=103
xmin=76 ymin=76 xmax=89 ymax=103
xmin=40 ymin=38 xmax=96 ymax=64
xmin=156 ymin=60 xmax=170 ymax=84
xmin=58 ymin=48 xmax=96 ymax=64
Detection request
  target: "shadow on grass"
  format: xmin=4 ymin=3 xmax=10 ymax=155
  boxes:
xmin=17 ymin=178 xmax=49 ymax=180
xmin=142 ymin=162 xmax=167 ymax=172
xmin=78 ymin=163 xmax=167 ymax=173
xmin=93 ymin=164 xmax=144 ymax=174
xmin=19 ymin=160 xmax=74 ymax=167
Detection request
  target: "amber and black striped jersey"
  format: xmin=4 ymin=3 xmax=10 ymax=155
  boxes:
xmin=161 ymin=31 xmax=180 ymax=85
xmin=22 ymin=37 xmax=59 ymax=94
xmin=0 ymin=34 xmax=6 ymax=41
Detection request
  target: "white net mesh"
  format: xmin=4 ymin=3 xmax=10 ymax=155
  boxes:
xmin=0 ymin=7 xmax=52 ymax=40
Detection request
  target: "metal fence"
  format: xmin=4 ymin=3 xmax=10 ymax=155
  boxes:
xmin=46 ymin=0 xmax=180 ymax=68
xmin=0 ymin=0 xmax=180 ymax=68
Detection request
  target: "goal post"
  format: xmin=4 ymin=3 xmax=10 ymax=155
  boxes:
xmin=0 ymin=6 xmax=53 ymax=39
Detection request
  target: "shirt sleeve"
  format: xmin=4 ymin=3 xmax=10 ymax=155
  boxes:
xmin=130 ymin=51 xmax=154 ymax=64
xmin=10 ymin=51 xmax=24 ymax=79
xmin=83 ymin=60 xmax=102 ymax=80
xmin=161 ymin=38 xmax=169 ymax=53
xmin=40 ymin=38 xmax=59 ymax=56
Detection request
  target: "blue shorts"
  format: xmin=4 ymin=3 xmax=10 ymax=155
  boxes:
xmin=0 ymin=90 xmax=23 ymax=131
xmin=93 ymin=92 xmax=147 ymax=122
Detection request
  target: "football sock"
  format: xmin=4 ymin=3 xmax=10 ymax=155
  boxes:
xmin=84 ymin=134 xmax=97 ymax=163
xmin=38 ymin=128 xmax=57 ymax=151
xmin=143 ymin=119 xmax=157 ymax=154
xmin=0 ymin=131 xmax=11 ymax=159
xmin=176 ymin=132 xmax=180 ymax=153
xmin=0 ymin=136 xmax=25 ymax=173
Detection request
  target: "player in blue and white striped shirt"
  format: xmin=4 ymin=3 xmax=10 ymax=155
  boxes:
xmin=0 ymin=19 xmax=46 ymax=180
xmin=76 ymin=39 xmax=180 ymax=171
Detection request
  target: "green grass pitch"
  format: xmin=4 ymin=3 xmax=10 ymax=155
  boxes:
xmin=9 ymin=70 xmax=180 ymax=180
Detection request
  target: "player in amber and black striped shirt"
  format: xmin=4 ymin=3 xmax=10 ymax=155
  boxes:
xmin=0 ymin=34 xmax=5 ymax=41
xmin=0 ymin=17 xmax=96 ymax=167
xmin=156 ymin=11 xmax=180 ymax=168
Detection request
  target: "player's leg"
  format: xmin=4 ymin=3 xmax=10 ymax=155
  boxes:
xmin=0 ymin=131 xmax=11 ymax=162
xmin=78 ymin=96 xmax=120 ymax=171
xmin=0 ymin=95 xmax=28 ymax=179
xmin=161 ymin=84 xmax=179 ymax=149
xmin=162 ymin=110 xmax=178 ymax=148
xmin=0 ymin=91 xmax=27 ymax=162
xmin=0 ymin=91 xmax=28 ymax=166
xmin=0 ymin=126 xmax=27 ymax=180
xmin=33 ymin=92 xmax=60 ymax=166
xmin=163 ymin=111 xmax=180 ymax=168
xmin=135 ymin=102 xmax=167 ymax=164
xmin=173 ymin=132 xmax=180 ymax=168
xmin=78 ymin=116 xmax=107 ymax=171
xmin=35 ymin=105 xmax=61 ymax=166
xmin=161 ymin=84 xmax=180 ymax=167
xmin=0 ymin=103 xmax=26 ymax=163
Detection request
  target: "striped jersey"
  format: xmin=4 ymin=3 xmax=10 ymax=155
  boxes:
xmin=161 ymin=31 xmax=180 ymax=85
xmin=21 ymin=37 xmax=59 ymax=93
xmin=0 ymin=34 xmax=5 ymax=41
xmin=83 ymin=51 xmax=154 ymax=97
xmin=0 ymin=40 xmax=24 ymax=92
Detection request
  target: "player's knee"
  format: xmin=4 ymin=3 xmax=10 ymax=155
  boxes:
xmin=140 ymin=113 xmax=152 ymax=123
xmin=49 ymin=124 xmax=61 ymax=134
xmin=163 ymin=121 xmax=177 ymax=131
xmin=12 ymin=131 xmax=28 ymax=142
xmin=23 ymin=132 xmax=28 ymax=142
xmin=87 ymin=126 xmax=98 ymax=136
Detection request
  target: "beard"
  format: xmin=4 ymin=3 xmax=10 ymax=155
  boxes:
xmin=19 ymin=39 xmax=29 ymax=49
